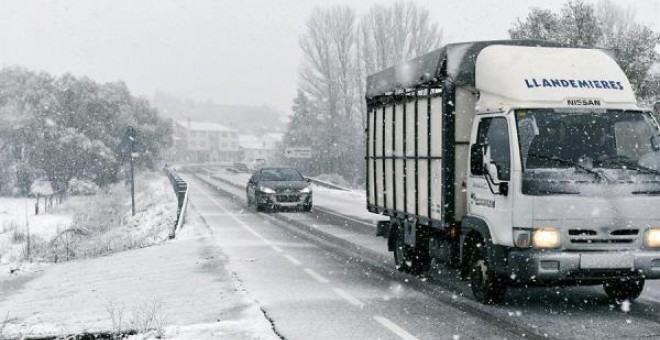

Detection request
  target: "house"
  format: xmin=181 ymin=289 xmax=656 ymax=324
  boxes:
xmin=173 ymin=120 xmax=240 ymax=163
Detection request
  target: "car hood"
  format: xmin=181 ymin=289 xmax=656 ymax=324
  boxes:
xmin=259 ymin=181 xmax=309 ymax=192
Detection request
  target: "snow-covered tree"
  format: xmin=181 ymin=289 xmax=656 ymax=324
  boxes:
xmin=0 ymin=67 xmax=172 ymax=195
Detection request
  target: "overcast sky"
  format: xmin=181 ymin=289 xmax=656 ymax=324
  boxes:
xmin=0 ymin=0 xmax=657 ymax=113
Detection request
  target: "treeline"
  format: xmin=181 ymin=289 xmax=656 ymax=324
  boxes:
xmin=283 ymin=0 xmax=660 ymax=186
xmin=0 ymin=67 xmax=173 ymax=195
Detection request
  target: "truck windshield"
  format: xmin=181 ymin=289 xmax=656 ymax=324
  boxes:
xmin=516 ymin=109 xmax=660 ymax=171
xmin=516 ymin=109 xmax=660 ymax=195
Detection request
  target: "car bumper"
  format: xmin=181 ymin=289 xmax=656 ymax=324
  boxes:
xmin=506 ymin=249 xmax=660 ymax=283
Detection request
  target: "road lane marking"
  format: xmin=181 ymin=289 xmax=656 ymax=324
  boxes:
xmin=373 ymin=316 xmax=420 ymax=340
xmin=196 ymin=185 xmax=271 ymax=244
xmin=304 ymin=268 xmax=330 ymax=283
xmin=270 ymin=245 xmax=284 ymax=253
xmin=284 ymin=254 xmax=302 ymax=266
xmin=331 ymin=287 xmax=364 ymax=308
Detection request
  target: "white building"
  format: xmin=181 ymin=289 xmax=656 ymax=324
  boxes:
xmin=238 ymin=133 xmax=283 ymax=165
xmin=174 ymin=120 xmax=240 ymax=163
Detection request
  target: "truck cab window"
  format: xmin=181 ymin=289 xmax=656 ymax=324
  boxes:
xmin=475 ymin=117 xmax=511 ymax=181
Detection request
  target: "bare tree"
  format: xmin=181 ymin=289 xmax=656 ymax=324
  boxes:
xmin=358 ymin=1 xmax=443 ymax=77
xmin=299 ymin=5 xmax=361 ymax=178
xmin=293 ymin=2 xmax=442 ymax=183
xmin=357 ymin=1 xmax=442 ymax=129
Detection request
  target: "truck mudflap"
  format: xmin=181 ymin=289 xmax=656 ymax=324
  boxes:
xmin=505 ymin=249 xmax=660 ymax=283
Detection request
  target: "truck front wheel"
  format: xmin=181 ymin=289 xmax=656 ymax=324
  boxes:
xmin=393 ymin=227 xmax=430 ymax=275
xmin=470 ymin=246 xmax=506 ymax=304
xmin=603 ymin=279 xmax=645 ymax=302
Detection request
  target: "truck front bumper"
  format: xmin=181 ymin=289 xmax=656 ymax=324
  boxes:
xmin=506 ymin=249 xmax=660 ymax=284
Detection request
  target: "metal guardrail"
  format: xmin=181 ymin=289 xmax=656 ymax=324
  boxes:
xmin=164 ymin=168 xmax=189 ymax=239
xmin=304 ymin=177 xmax=352 ymax=192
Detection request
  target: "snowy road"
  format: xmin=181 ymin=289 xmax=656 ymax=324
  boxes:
xmin=184 ymin=170 xmax=660 ymax=340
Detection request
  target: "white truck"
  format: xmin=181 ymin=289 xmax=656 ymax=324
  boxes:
xmin=366 ymin=40 xmax=660 ymax=304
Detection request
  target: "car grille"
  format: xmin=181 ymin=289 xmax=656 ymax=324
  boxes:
xmin=567 ymin=228 xmax=639 ymax=250
xmin=276 ymin=194 xmax=300 ymax=203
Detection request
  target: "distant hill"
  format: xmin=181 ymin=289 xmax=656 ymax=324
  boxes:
xmin=152 ymin=92 xmax=288 ymax=135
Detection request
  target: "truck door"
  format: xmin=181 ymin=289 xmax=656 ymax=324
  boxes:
xmin=467 ymin=116 xmax=513 ymax=246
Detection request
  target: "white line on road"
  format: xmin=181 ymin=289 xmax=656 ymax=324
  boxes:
xmin=270 ymin=245 xmax=284 ymax=253
xmin=284 ymin=254 xmax=302 ymax=266
xmin=331 ymin=287 xmax=364 ymax=308
xmin=304 ymin=268 xmax=330 ymax=283
xmin=373 ymin=316 xmax=420 ymax=340
xmin=197 ymin=185 xmax=271 ymax=244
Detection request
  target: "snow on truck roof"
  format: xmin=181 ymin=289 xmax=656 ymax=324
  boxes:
xmin=366 ymin=40 xmax=565 ymax=99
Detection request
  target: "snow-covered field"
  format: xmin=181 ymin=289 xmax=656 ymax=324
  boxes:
xmin=0 ymin=209 xmax=278 ymax=340
xmin=0 ymin=198 xmax=73 ymax=268
xmin=0 ymin=172 xmax=177 ymax=280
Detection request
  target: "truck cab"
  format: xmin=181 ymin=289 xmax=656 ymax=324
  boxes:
xmin=365 ymin=40 xmax=660 ymax=304
xmin=466 ymin=45 xmax=660 ymax=302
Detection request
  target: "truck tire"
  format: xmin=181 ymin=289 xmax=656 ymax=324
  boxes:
xmin=470 ymin=245 xmax=506 ymax=304
xmin=603 ymin=279 xmax=645 ymax=302
xmin=393 ymin=227 xmax=430 ymax=275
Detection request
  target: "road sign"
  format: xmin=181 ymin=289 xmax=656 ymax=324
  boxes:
xmin=285 ymin=147 xmax=312 ymax=159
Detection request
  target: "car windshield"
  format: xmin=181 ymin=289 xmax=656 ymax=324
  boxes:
xmin=516 ymin=109 xmax=660 ymax=172
xmin=260 ymin=168 xmax=304 ymax=181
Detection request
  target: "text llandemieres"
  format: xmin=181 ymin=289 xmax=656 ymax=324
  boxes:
xmin=524 ymin=78 xmax=624 ymax=90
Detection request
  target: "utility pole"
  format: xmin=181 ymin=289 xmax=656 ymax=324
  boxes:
xmin=128 ymin=126 xmax=136 ymax=216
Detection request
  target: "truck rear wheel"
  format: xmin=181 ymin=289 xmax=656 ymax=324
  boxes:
xmin=603 ymin=278 xmax=645 ymax=302
xmin=393 ymin=227 xmax=430 ymax=275
xmin=470 ymin=246 xmax=506 ymax=304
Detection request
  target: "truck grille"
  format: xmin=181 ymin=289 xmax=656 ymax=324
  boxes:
xmin=567 ymin=228 xmax=639 ymax=249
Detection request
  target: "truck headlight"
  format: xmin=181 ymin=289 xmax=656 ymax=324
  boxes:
xmin=646 ymin=228 xmax=660 ymax=248
xmin=299 ymin=186 xmax=311 ymax=194
xmin=532 ymin=227 xmax=561 ymax=249
xmin=259 ymin=186 xmax=276 ymax=194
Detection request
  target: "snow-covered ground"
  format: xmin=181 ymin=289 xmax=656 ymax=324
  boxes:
xmin=0 ymin=172 xmax=177 ymax=280
xmin=0 ymin=197 xmax=73 ymax=268
xmin=0 ymin=208 xmax=278 ymax=339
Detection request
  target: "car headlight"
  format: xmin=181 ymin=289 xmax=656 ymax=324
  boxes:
xmin=259 ymin=186 xmax=276 ymax=194
xmin=299 ymin=186 xmax=311 ymax=194
xmin=646 ymin=228 xmax=660 ymax=248
xmin=532 ymin=227 xmax=561 ymax=249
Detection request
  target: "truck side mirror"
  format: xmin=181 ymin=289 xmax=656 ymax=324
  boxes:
xmin=651 ymin=134 xmax=660 ymax=152
xmin=470 ymin=144 xmax=485 ymax=175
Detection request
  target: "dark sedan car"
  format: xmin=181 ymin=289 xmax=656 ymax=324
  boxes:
xmin=246 ymin=167 xmax=312 ymax=212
